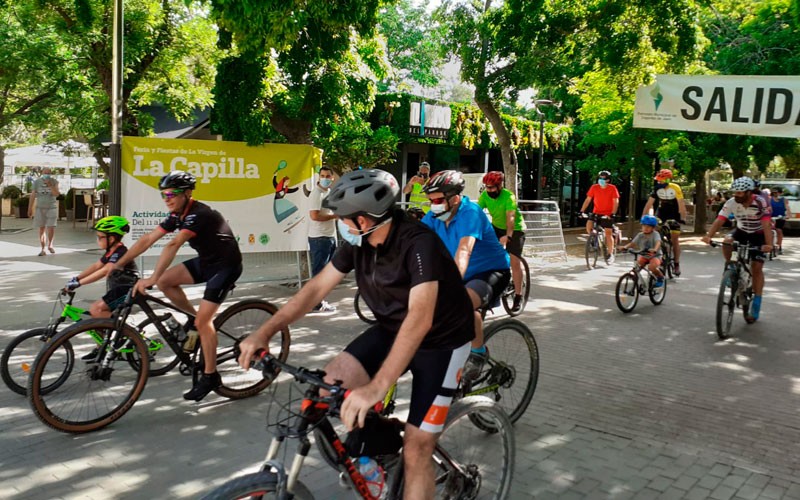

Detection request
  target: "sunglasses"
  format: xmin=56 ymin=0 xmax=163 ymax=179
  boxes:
xmin=160 ymin=189 xmax=185 ymax=200
xmin=429 ymin=197 xmax=448 ymax=205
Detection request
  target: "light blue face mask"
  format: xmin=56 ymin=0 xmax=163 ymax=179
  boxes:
xmin=598 ymin=179 xmax=608 ymax=187
xmin=319 ymin=178 xmax=333 ymax=188
xmin=337 ymin=220 xmax=362 ymax=246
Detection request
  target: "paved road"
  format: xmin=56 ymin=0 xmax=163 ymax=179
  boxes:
xmin=2 ymin=219 xmax=800 ymax=499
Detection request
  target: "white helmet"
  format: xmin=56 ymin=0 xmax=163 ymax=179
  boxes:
xmin=730 ymin=176 xmax=755 ymax=192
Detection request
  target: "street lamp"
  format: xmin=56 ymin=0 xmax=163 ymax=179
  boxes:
xmin=109 ymin=0 xmax=124 ymax=215
xmin=532 ymin=99 xmax=560 ymax=200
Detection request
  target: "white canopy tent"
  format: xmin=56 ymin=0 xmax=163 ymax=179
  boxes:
xmin=3 ymin=140 xmax=98 ymax=170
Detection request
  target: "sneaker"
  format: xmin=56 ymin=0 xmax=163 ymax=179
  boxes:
xmin=511 ymin=294 xmax=523 ymax=313
xmin=311 ymin=301 xmax=337 ymax=313
xmin=462 ymin=348 xmax=489 ymax=381
xmin=183 ymin=371 xmax=221 ymax=401
xmin=748 ymin=296 xmax=762 ymax=321
xmin=607 ymin=253 xmax=616 ymax=264
xmin=673 ymin=262 xmax=681 ymax=276
xmin=654 ymin=277 xmax=665 ymax=288
xmin=778 ymin=247 xmax=783 ymax=255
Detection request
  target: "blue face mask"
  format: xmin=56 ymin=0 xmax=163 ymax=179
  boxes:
xmin=319 ymin=178 xmax=333 ymax=188
xmin=337 ymin=220 xmax=362 ymax=247
xmin=598 ymin=179 xmax=608 ymax=187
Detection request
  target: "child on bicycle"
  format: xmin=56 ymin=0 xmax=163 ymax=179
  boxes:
xmin=617 ymin=215 xmax=665 ymax=287
xmin=63 ymin=216 xmax=139 ymax=318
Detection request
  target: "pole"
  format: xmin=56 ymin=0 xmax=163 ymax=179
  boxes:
xmin=109 ymin=0 xmax=123 ymax=216
xmin=538 ymin=114 xmax=544 ymax=200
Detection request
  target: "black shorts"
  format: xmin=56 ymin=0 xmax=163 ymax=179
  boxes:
xmin=344 ymin=325 xmax=471 ymax=432
xmin=183 ymin=257 xmax=242 ymax=304
xmin=102 ymin=286 xmax=131 ymax=310
xmin=591 ymin=216 xmax=615 ymax=229
xmin=465 ymin=269 xmax=511 ymax=309
xmin=775 ymin=218 xmax=786 ymax=230
xmin=729 ymin=230 xmax=766 ymax=262
xmin=493 ymin=226 xmax=526 ymax=258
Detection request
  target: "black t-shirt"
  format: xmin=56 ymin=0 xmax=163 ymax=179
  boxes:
xmin=101 ymin=244 xmax=138 ymax=290
xmin=158 ymin=199 xmax=242 ymax=266
xmin=331 ymin=209 xmax=475 ymax=350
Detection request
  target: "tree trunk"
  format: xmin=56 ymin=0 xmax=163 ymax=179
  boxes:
xmin=474 ymin=98 xmax=517 ymax=195
xmin=269 ymin=114 xmax=313 ymax=144
xmin=694 ymin=171 xmax=708 ymax=233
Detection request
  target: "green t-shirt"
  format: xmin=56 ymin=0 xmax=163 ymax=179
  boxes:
xmin=478 ymin=189 xmax=525 ymax=231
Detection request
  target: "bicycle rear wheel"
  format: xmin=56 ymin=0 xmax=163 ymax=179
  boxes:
xmin=1 ymin=327 xmax=65 ymax=396
xmin=353 ymin=290 xmax=377 ymax=324
xmin=135 ymin=316 xmax=180 ymax=377
xmin=213 ymin=299 xmax=290 ymax=399
xmin=501 ymin=257 xmax=530 ymax=316
xmin=716 ymin=270 xmax=737 ymax=339
xmin=200 ymin=471 xmax=313 ymax=500
xmin=585 ymin=235 xmax=599 ymax=269
xmin=464 ymin=319 xmax=538 ymax=425
xmin=27 ymin=319 xmax=149 ymax=433
xmin=615 ymin=272 xmax=639 ymax=313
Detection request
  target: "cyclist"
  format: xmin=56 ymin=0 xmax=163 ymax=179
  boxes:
xmin=769 ymin=187 xmax=791 ymax=254
xmin=617 ymin=215 xmax=665 ymax=287
xmin=579 ymin=170 xmax=620 ymax=263
xmin=114 ymin=170 xmax=243 ymax=401
xmin=238 ymin=168 xmax=475 ymax=499
xmin=64 ymin=216 xmax=139 ymax=318
xmin=478 ymin=170 xmax=527 ymax=312
xmin=642 ymin=168 xmax=687 ymax=276
xmin=421 ymin=170 xmax=510 ymax=379
xmin=702 ymin=176 xmax=773 ymax=321
xmin=402 ymin=161 xmax=431 ymax=213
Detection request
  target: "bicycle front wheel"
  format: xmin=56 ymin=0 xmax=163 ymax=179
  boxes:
xmin=433 ymin=396 xmax=514 ymax=500
xmin=1 ymin=327 xmax=66 ymax=396
xmin=213 ymin=299 xmax=290 ymax=399
xmin=501 ymin=257 xmax=530 ymax=317
xmin=585 ymin=235 xmax=599 ymax=269
xmin=615 ymin=272 xmax=639 ymax=313
xmin=649 ymin=274 xmax=667 ymax=305
xmin=200 ymin=471 xmax=313 ymax=500
xmin=716 ymin=270 xmax=737 ymax=339
xmin=27 ymin=319 xmax=149 ymax=433
xmin=354 ymin=290 xmax=377 ymax=324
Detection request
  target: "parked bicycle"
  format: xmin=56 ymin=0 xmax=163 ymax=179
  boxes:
xmin=710 ymin=240 xmax=757 ymax=339
xmin=26 ymin=279 xmax=290 ymax=433
xmin=614 ymin=249 xmax=668 ymax=313
xmin=201 ymin=353 xmax=514 ymax=500
xmin=580 ymin=213 xmax=620 ymax=269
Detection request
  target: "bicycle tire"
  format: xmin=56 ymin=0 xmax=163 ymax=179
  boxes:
xmin=501 ymin=257 xmax=530 ymax=317
xmin=648 ymin=274 xmax=667 ymax=305
xmin=465 ymin=319 xmax=538 ymax=425
xmin=135 ymin=317 xmax=180 ymax=377
xmin=1 ymin=327 xmax=67 ymax=396
xmin=615 ymin=272 xmax=639 ymax=313
xmin=716 ymin=270 xmax=737 ymax=339
xmin=742 ymin=286 xmax=755 ymax=324
xmin=585 ymin=235 xmax=599 ymax=269
xmin=353 ymin=290 xmax=377 ymax=325
xmin=213 ymin=300 xmax=290 ymax=399
xmin=27 ymin=319 xmax=149 ymax=433
xmin=200 ymin=471 xmax=314 ymax=500
xmin=663 ymin=245 xmax=674 ymax=279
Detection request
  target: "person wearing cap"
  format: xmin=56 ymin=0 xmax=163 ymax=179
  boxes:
xmin=579 ymin=170 xmax=620 ymax=262
xmin=642 ymin=168 xmax=687 ymax=276
xmin=238 ymin=169 xmax=475 ymax=498
xmin=403 ymin=161 xmax=431 ymax=213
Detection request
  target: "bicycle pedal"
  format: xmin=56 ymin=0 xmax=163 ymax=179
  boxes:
xmin=338 ymin=472 xmax=352 ymax=490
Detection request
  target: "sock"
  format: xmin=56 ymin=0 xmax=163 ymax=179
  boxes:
xmin=471 ymin=345 xmax=487 ymax=354
xmin=752 ymin=295 xmax=762 ymax=307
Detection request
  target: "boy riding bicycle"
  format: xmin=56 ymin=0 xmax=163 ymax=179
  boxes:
xmin=617 ymin=215 xmax=665 ymax=287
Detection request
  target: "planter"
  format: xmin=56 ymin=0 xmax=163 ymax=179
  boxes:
xmin=14 ymin=198 xmax=30 ymax=218
xmin=1 ymin=198 xmax=10 ymax=217
xmin=66 ymin=209 xmax=75 ymax=221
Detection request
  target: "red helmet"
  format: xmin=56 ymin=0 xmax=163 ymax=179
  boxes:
xmin=655 ymin=169 xmax=673 ymax=182
xmin=482 ymin=171 xmax=504 ymax=187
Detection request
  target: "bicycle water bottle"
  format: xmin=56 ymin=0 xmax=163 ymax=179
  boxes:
xmin=163 ymin=314 xmax=182 ymax=337
xmin=183 ymin=330 xmax=199 ymax=353
xmin=357 ymin=456 xmax=385 ymax=498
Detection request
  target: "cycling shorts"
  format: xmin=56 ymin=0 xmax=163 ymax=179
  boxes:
xmin=465 ymin=269 xmax=511 ymax=309
xmin=183 ymin=257 xmax=242 ymax=304
xmin=729 ymin=229 xmax=766 ymax=263
xmin=590 ymin=216 xmax=615 ymax=229
xmin=774 ymin=218 xmax=785 ymax=230
xmin=102 ymin=286 xmax=132 ymax=309
xmin=344 ymin=324 xmax=471 ymax=432
xmin=493 ymin=226 xmax=526 ymax=258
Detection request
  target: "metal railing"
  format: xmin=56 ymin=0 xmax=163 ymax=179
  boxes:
xmin=518 ymin=200 xmax=568 ymax=263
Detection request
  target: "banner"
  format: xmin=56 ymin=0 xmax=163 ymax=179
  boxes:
xmin=121 ymin=137 xmax=321 ymax=255
xmin=634 ymin=75 xmax=800 ymax=138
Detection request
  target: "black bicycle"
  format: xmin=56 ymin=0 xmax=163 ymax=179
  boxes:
xmin=499 ymin=256 xmax=531 ymax=316
xmin=710 ymin=240 xmax=758 ymax=339
xmin=201 ymin=353 xmax=514 ymax=500
xmin=27 ymin=279 xmax=290 ymax=433
xmin=658 ymin=219 xmax=678 ymax=279
xmin=580 ymin=213 xmax=620 ymax=269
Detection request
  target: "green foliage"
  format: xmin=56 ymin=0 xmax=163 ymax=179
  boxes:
xmin=1 ymin=185 xmax=23 ymax=200
xmin=316 ymin=121 xmax=399 ymax=173
xmin=97 ymin=179 xmax=109 ymax=190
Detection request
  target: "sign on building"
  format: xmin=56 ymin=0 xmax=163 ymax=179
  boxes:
xmin=409 ymin=101 xmax=452 ymax=138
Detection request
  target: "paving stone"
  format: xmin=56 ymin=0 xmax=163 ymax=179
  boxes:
xmin=711 ymin=485 xmax=738 ymax=500
xmin=761 ymin=484 xmax=786 ymax=499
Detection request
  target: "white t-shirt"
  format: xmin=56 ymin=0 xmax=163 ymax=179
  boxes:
xmin=307 ymin=184 xmax=336 ymax=238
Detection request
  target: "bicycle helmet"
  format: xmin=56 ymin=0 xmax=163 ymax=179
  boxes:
xmin=730 ymin=176 xmax=756 ymax=192
xmin=482 ymin=171 xmax=504 ymax=187
xmin=598 ymin=170 xmax=611 ymax=178
xmin=423 ymin=170 xmax=465 ymax=196
xmin=655 ymin=168 xmax=673 ymax=181
xmin=158 ymin=170 xmax=196 ymax=190
xmin=93 ymin=216 xmax=130 ymax=236
xmin=640 ymin=215 xmax=658 ymax=227
xmin=322 ymin=168 xmax=399 ymax=218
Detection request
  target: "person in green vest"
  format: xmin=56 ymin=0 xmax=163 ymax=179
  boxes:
xmin=478 ymin=171 xmax=527 ymax=312
xmin=403 ymin=161 xmax=431 ymax=213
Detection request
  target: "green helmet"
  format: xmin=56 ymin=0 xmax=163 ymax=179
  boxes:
xmin=93 ymin=216 xmax=130 ymax=236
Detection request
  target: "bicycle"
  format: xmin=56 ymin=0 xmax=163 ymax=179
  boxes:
xmin=710 ymin=240 xmax=758 ymax=339
xmin=1 ymin=289 xmax=175 ymax=396
xmin=26 ymin=279 xmax=291 ymax=433
xmin=657 ymin=219 xmax=678 ymax=279
xmin=614 ymin=249 xmax=668 ymax=313
xmin=499 ymin=256 xmax=531 ymax=316
xmin=201 ymin=353 xmax=514 ymax=500
xmin=353 ymin=290 xmax=377 ymax=325
xmin=769 ymin=216 xmax=783 ymax=260
xmin=580 ymin=213 xmax=619 ymax=269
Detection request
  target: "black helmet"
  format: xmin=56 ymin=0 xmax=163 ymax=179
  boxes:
xmin=158 ymin=170 xmax=196 ymax=190
xmin=322 ymin=168 xmax=399 ymax=218
xmin=423 ymin=170 xmax=465 ymax=196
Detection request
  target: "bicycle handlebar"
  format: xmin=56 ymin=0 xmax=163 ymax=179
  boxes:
xmin=253 ymin=350 xmax=347 ymax=407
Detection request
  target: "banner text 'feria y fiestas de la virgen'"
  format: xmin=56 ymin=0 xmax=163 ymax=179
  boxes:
xmin=634 ymin=75 xmax=800 ymax=139
xmin=121 ymin=137 xmax=322 ymax=255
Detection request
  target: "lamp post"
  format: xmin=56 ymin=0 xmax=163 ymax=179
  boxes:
xmin=109 ymin=0 xmax=123 ymax=216
xmin=532 ymin=99 xmax=559 ymax=200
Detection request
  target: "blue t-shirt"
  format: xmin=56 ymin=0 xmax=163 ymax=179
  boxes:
xmin=422 ymin=196 xmax=510 ymax=281
xmin=770 ymin=197 xmax=787 ymax=217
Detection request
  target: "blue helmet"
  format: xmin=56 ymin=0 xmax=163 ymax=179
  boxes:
xmin=640 ymin=215 xmax=658 ymax=227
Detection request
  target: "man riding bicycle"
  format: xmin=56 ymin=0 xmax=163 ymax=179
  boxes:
xmin=580 ymin=170 xmax=620 ymax=263
xmin=702 ymin=176 xmax=773 ymax=321
xmin=642 ymin=168 xmax=687 ymax=276
xmin=115 ymin=170 xmax=243 ymax=401
xmin=478 ymin=171 xmax=527 ymax=313
xmin=238 ymin=168 xmax=476 ymax=499
xmin=420 ymin=170 xmax=511 ymax=379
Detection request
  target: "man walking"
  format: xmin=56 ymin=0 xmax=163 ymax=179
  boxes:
xmin=29 ymin=167 xmax=60 ymax=256
xmin=308 ymin=166 xmax=337 ymax=312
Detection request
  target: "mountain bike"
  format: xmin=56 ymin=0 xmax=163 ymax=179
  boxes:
xmin=658 ymin=219 xmax=677 ymax=279
xmin=27 ymin=280 xmax=290 ymax=433
xmin=580 ymin=213 xmax=619 ymax=269
xmin=201 ymin=353 xmax=514 ymax=500
xmin=1 ymin=289 xmax=175 ymax=396
xmin=614 ymin=249 xmax=667 ymax=313
xmin=710 ymin=240 xmax=758 ymax=339
xmin=500 ymin=256 xmax=531 ymax=316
